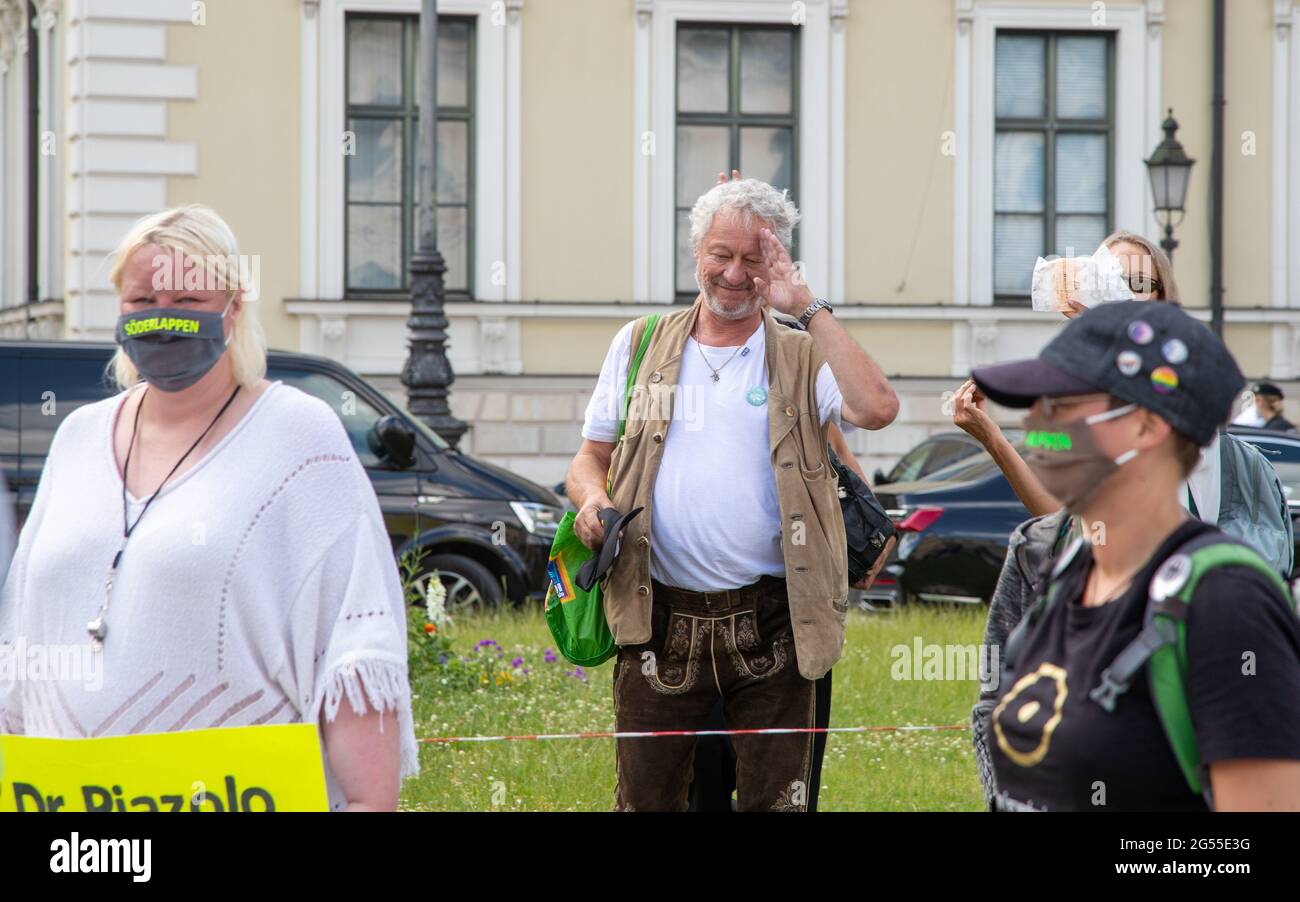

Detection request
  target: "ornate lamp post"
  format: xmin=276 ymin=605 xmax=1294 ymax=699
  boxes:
xmin=1143 ymin=109 xmax=1196 ymax=262
xmin=402 ymin=0 xmax=467 ymax=447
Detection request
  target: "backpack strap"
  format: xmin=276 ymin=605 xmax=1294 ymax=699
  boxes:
xmin=1002 ymin=535 xmax=1085 ymax=673
xmin=606 ymin=314 xmax=661 ymax=496
xmin=1087 ymin=527 xmax=1291 ymax=805
xmin=620 ymin=314 xmax=661 ymax=439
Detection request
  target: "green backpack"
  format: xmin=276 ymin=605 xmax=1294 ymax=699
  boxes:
xmin=544 ymin=315 xmax=660 ymax=667
xmin=1004 ymin=524 xmax=1294 ymax=807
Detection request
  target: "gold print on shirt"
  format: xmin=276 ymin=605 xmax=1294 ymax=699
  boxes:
xmin=992 ymin=662 xmax=1068 ymax=767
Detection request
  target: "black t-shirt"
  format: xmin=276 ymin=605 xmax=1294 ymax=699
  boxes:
xmin=988 ymin=520 xmax=1300 ymax=811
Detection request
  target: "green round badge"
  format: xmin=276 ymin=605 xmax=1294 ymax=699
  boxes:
xmin=746 ymin=386 xmax=767 ymax=406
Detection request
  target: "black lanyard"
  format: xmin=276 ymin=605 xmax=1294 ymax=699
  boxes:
xmin=91 ymin=384 xmax=242 ymax=649
xmin=114 ymin=384 xmax=242 ymax=567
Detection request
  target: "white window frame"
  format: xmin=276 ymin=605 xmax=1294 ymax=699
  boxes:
xmin=33 ymin=0 xmax=62 ymax=305
xmin=303 ymin=0 xmax=522 ymax=303
xmin=633 ymin=0 xmax=848 ymax=304
xmin=1273 ymin=0 xmax=1298 ymax=311
xmin=953 ymin=0 xmax=1162 ymax=306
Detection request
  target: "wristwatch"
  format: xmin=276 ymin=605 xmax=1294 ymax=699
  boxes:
xmin=798 ymin=298 xmax=834 ymax=327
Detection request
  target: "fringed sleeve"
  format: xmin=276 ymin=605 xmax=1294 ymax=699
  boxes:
xmin=283 ymin=509 xmax=420 ymax=782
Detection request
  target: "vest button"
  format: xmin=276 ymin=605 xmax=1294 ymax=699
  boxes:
xmin=785 ymin=406 xmax=795 ymax=417
xmin=652 ymin=432 xmax=663 ymax=443
xmin=637 ymin=585 xmax=650 ymax=596
xmin=650 ymin=372 xmax=663 ymax=383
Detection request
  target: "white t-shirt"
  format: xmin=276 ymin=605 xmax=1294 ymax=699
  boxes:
xmin=582 ymin=319 xmax=850 ymax=592
xmin=0 ymin=382 xmax=418 ymax=811
xmin=1180 ymin=432 xmax=1222 ymax=525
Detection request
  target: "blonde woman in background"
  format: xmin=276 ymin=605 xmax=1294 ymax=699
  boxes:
xmin=951 ymin=230 xmax=1179 ymax=515
xmin=0 ymin=205 xmax=417 ymax=811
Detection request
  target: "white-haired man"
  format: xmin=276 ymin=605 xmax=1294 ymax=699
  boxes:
xmin=565 ymin=177 xmax=898 ymax=811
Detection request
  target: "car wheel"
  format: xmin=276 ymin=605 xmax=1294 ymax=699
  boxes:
xmin=416 ymin=554 xmax=505 ymax=614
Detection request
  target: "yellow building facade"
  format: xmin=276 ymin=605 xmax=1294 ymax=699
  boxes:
xmin=1 ymin=0 xmax=1297 ymax=481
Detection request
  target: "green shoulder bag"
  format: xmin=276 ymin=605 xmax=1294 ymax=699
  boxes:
xmin=544 ymin=315 xmax=660 ymax=667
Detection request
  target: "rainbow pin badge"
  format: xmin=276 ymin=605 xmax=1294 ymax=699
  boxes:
xmin=1151 ymin=366 xmax=1179 ymax=394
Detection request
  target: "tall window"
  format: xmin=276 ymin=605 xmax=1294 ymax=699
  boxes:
xmin=675 ymin=24 xmax=798 ymax=299
xmin=994 ymin=31 xmax=1113 ymax=303
xmin=345 ymin=14 xmax=474 ymax=297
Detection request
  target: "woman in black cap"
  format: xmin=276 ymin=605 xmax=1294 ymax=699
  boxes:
xmin=1248 ymin=383 xmax=1298 ymax=434
xmin=972 ymin=301 xmax=1300 ymax=811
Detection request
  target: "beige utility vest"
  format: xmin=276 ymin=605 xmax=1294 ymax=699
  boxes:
xmin=604 ymin=300 xmax=850 ymax=680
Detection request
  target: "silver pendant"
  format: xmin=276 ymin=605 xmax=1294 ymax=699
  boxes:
xmin=87 ymin=617 xmax=106 ymax=650
xmin=710 ymin=373 xmax=720 ymax=383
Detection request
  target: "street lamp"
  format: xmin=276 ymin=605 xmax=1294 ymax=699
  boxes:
xmin=1143 ymin=109 xmax=1196 ymax=261
xmin=402 ymin=0 xmax=468 ymax=448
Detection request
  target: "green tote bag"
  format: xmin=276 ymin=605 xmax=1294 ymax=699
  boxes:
xmin=544 ymin=315 xmax=660 ymax=667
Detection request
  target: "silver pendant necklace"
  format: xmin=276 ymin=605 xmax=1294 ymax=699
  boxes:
xmin=693 ymin=331 xmax=744 ymax=383
xmin=91 ymin=384 xmax=241 ymax=650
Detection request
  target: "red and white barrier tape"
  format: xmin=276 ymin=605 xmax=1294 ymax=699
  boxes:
xmin=419 ymin=723 xmax=969 ymax=744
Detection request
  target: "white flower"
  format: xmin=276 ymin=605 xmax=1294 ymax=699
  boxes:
xmin=425 ymin=572 xmax=451 ymax=627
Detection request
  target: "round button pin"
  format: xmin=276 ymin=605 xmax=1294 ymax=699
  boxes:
xmin=1127 ymin=320 xmax=1155 ymax=345
xmin=1116 ymin=350 xmax=1142 ymax=377
xmin=1162 ymin=338 xmax=1188 ymax=365
xmin=1151 ymin=365 xmax=1179 ymax=394
xmin=746 ymin=386 xmax=767 ymax=406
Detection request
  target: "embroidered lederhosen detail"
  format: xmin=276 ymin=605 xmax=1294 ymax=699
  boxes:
xmin=645 ymin=615 xmax=706 ymax=695
xmin=720 ymin=610 xmax=788 ymax=681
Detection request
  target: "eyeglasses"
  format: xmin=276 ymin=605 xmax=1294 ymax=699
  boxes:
xmin=1038 ymin=393 xmax=1112 ymax=420
xmin=1126 ymin=272 xmax=1163 ymax=296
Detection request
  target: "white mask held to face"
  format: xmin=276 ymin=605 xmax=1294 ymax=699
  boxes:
xmin=1031 ymin=243 xmax=1135 ymax=313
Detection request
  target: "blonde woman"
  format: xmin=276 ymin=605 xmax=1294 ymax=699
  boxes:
xmin=951 ymin=230 xmax=1180 ymax=515
xmin=0 ymin=205 xmax=417 ymax=811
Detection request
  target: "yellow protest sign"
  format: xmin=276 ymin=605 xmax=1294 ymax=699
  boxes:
xmin=0 ymin=724 xmax=328 ymax=812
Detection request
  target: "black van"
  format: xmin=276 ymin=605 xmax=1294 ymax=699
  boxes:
xmin=0 ymin=341 xmax=563 ymax=611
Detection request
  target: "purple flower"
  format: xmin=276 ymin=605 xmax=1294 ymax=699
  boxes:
xmin=476 ymin=639 xmax=500 ymax=649
xmin=511 ymin=656 xmax=525 ymax=669
xmin=544 ymin=649 xmax=557 ymax=663
xmin=566 ymin=666 xmax=587 ymax=682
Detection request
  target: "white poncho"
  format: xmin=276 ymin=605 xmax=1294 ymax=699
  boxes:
xmin=0 ymin=381 xmax=420 ymax=810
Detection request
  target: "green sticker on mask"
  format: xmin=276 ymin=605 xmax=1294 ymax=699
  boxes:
xmin=1025 ymin=430 xmax=1072 ymax=452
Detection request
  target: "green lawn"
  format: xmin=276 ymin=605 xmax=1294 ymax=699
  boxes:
xmin=400 ymin=605 xmax=989 ymax=812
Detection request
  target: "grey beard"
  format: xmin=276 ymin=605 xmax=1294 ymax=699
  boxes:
xmin=697 ymin=270 xmax=761 ymax=321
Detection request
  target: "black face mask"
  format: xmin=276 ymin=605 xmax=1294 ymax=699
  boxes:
xmin=114 ymin=300 xmax=233 ymax=393
xmin=1023 ymin=403 xmax=1139 ymax=512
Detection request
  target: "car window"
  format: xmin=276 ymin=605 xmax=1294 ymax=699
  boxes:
xmin=887 ymin=442 xmax=937 ymax=484
xmin=921 ymin=439 xmax=978 ymax=477
xmin=0 ymin=354 xmax=17 ymax=461
xmin=1236 ymin=435 xmax=1300 ymax=502
xmin=19 ymin=353 xmax=118 ymax=460
xmin=266 ymin=368 xmax=389 ymax=467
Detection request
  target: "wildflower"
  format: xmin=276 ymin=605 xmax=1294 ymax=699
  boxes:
xmin=544 ymin=649 xmax=557 ymax=663
xmin=424 ymin=623 xmax=436 ymax=635
xmin=511 ymin=656 xmax=524 ymax=669
xmin=425 ymin=572 xmax=451 ymax=627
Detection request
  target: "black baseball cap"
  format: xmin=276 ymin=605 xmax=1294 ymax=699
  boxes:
xmin=1253 ymin=382 xmax=1284 ymax=399
xmin=971 ymin=301 xmax=1244 ymax=446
